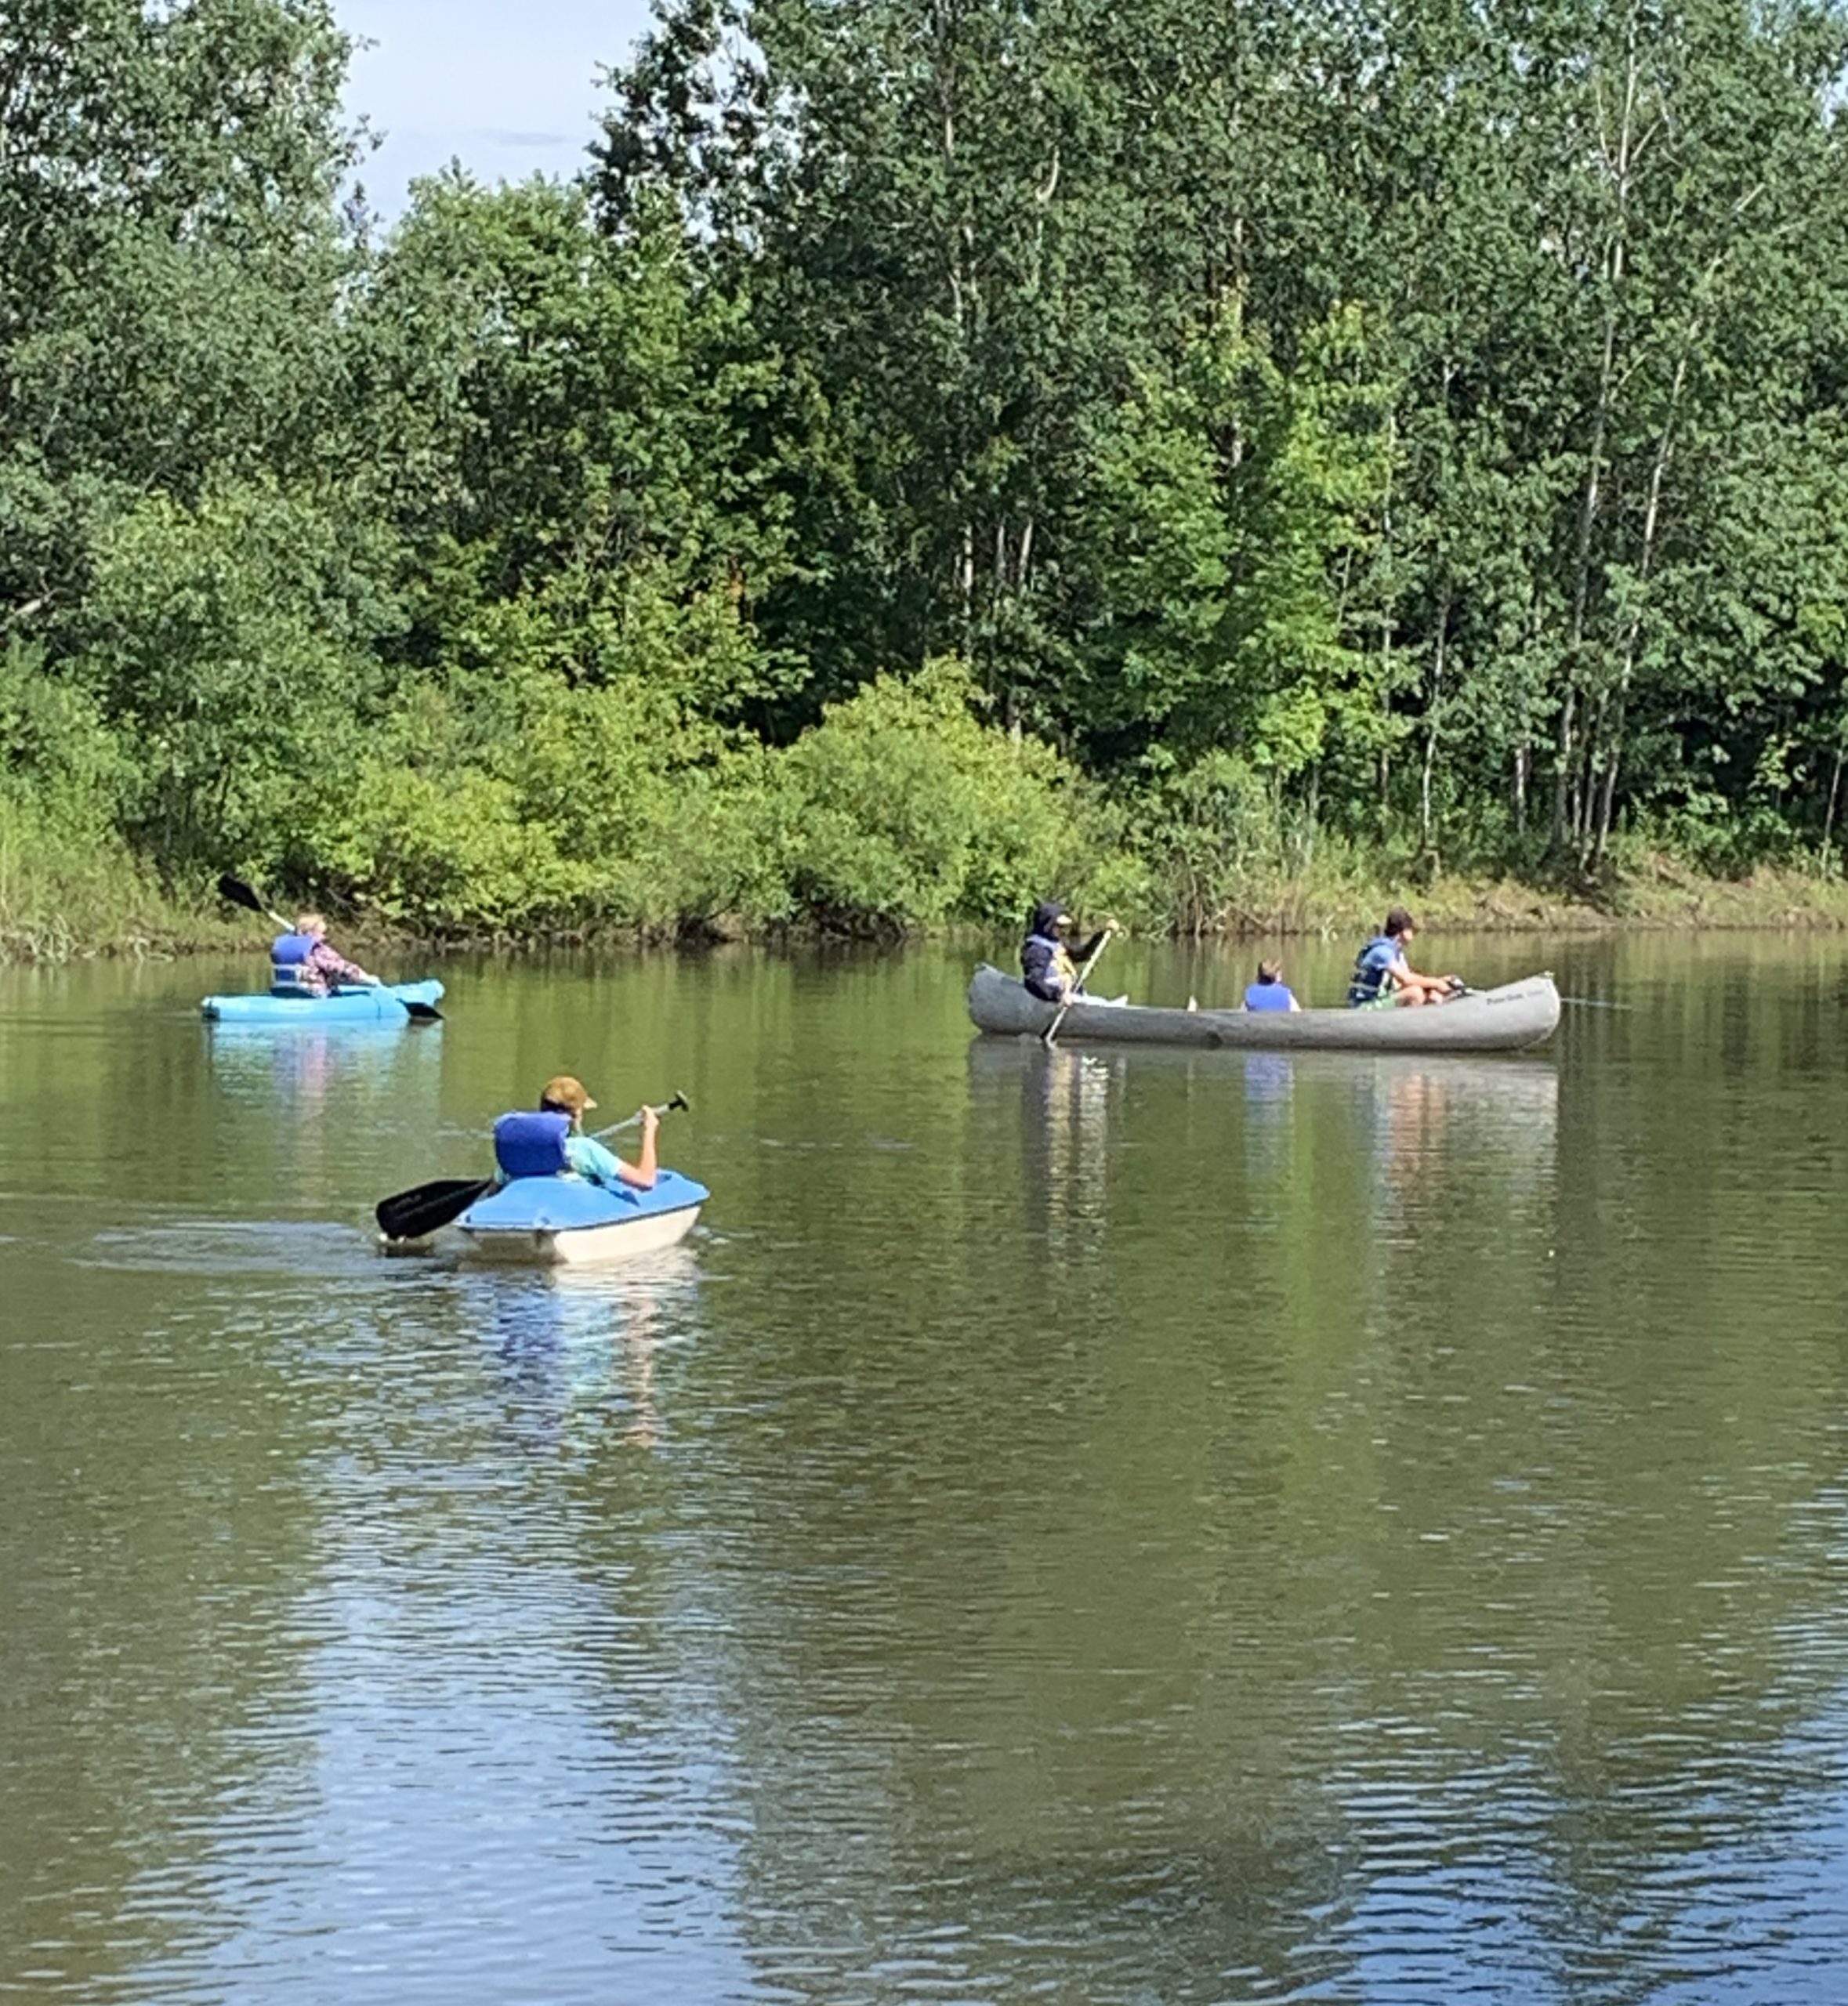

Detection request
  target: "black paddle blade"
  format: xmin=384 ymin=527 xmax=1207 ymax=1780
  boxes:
xmin=665 ymin=1090 xmax=690 ymax=1113
xmin=404 ymin=1000 xmax=444 ymax=1022
xmin=375 ymin=1176 xmax=491 ymax=1244
xmin=216 ymin=873 xmax=266 ymax=915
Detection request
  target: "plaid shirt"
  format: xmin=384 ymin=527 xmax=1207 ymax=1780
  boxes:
xmin=299 ymin=939 xmax=373 ymax=991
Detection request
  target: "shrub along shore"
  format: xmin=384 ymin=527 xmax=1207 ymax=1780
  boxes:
xmin=10 ymin=762 xmax=1848 ymax=969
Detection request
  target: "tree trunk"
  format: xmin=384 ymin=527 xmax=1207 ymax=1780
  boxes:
xmin=1556 ymin=3 xmax=1646 ymax=856
xmin=1821 ymin=745 xmax=1846 ymax=875
xmin=1420 ymin=592 xmax=1451 ymax=858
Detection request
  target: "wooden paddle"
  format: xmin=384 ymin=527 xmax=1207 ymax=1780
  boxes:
xmin=1042 ymin=926 xmax=1116 ymax=1048
xmin=375 ymin=1094 xmax=691 ymax=1244
xmin=216 ymin=874 xmax=441 ymax=1021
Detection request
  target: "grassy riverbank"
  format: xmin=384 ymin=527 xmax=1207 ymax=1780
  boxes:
xmin=9 ymin=828 xmax=1848 ymax=965
xmin=0 ymin=816 xmax=249 ymax=963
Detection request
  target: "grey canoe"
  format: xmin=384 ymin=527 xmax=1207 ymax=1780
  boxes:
xmin=967 ymin=964 xmax=1562 ymax=1052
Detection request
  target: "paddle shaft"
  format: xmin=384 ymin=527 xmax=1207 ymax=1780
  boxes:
xmin=590 ymin=1091 xmax=690 ymax=1142
xmin=1042 ymin=930 xmax=1114 ymax=1048
xmin=217 ymin=873 xmax=291 ymax=931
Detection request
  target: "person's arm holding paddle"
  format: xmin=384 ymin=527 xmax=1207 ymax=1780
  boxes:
xmin=547 ymin=1077 xmax=659 ymax=1190
xmin=295 ymin=911 xmax=380 ymax=988
xmin=569 ymin=1106 xmax=658 ymax=1191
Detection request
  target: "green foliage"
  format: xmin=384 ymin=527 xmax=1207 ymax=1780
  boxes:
xmin=1068 ymin=306 xmax=1390 ymax=777
xmin=777 ymin=662 xmax=1105 ymax=931
xmin=0 ymin=643 xmax=131 ymax=837
xmin=11 ymin=0 xmax=1848 ymax=950
xmin=268 ymin=658 xmax=1102 ymax=940
xmin=71 ymin=482 xmax=393 ymax=866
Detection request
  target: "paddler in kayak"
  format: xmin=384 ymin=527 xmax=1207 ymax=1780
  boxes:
xmin=270 ymin=911 xmax=381 ymax=996
xmin=1021 ymin=900 xmax=1116 ymax=1003
xmin=1347 ymin=907 xmax=1462 ymax=1008
xmin=492 ymin=1075 xmax=659 ymax=1191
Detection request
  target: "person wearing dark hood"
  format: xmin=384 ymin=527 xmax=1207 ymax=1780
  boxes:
xmin=1021 ymin=900 xmax=1114 ymax=1004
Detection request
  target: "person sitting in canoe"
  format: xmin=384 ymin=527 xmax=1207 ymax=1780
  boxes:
xmin=1021 ymin=900 xmax=1114 ymax=1003
xmin=1348 ymin=907 xmax=1462 ymax=1008
xmin=1244 ymin=958 xmax=1301 ymax=1012
xmin=492 ymin=1075 xmax=658 ymax=1191
xmin=270 ymin=911 xmax=381 ymax=996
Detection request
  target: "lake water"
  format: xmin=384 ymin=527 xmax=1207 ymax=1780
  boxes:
xmin=4 ymin=933 xmax=1848 ymax=2004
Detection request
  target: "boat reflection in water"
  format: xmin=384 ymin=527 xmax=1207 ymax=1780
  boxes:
xmin=968 ymin=1036 xmax=1558 ymax=1277
xmin=966 ymin=1034 xmax=1124 ymax=1260
xmin=205 ymin=1019 xmax=443 ymax=1118
xmin=1349 ymin=1052 xmax=1559 ymax=1217
xmin=206 ymin=1021 xmax=447 ymax=1211
xmin=1231 ymin=1047 xmax=1558 ymax=1236
xmin=466 ymin=1248 xmax=705 ymax=1458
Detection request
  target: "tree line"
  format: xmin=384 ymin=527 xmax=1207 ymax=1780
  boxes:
xmin=5 ymin=0 xmax=1848 ymax=944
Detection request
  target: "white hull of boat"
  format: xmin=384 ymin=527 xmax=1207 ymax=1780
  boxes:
xmin=458 ymin=1200 xmax=703 ymax=1268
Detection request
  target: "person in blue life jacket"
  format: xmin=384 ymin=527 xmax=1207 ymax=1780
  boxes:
xmin=270 ymin=911 xmax=379 ymax=996
xmin=492 ymin=1075 xmax=658 ymax=1191
xmin=1348 ymin=907 xmax=1462 ymax=1008
xmin=1021 ymin=900 xmax=1115 ymax=1003
xmin=1244 ymin=958 xmax=1301 ymax=1012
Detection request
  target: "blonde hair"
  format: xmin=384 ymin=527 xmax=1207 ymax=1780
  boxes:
xmin=293 ymin=911 xmax=325 ymax=934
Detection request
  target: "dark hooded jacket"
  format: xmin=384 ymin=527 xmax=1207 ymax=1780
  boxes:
xmin=1021 ymin=900 xmax=1107 ymax=1002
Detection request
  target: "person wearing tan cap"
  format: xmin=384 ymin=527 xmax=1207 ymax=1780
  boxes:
xmin=491 ymin=1075 xmax=658 ymax=1190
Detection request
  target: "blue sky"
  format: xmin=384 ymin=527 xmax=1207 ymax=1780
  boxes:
xmin=336 ymin=0 xmax=657 ymax=215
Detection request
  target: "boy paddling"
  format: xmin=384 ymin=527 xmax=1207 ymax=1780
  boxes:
xmin=1348 ymin=907 xmax=1462 ymax=1008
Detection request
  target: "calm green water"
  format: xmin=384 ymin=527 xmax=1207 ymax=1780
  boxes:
xmin=4 ymin=934 xmax=1848 ymax=2004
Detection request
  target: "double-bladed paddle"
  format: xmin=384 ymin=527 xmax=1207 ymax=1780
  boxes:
xmin=215 ymin=874 xmax=441 ymax=1021
xmin=375 ymin=1092 xmax=691 ymax=1244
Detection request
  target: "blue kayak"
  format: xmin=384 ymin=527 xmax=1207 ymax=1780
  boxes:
xmin=455 ymin=1168 xmax=708 ymax=1266
xmin=201 ymin=979 xmax=444 ymax=1025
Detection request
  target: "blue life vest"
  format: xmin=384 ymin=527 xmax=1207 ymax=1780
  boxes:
xmin=270 ymin=931 xmax=320 ymax=996
xmin=1244 ymin=980 xmax=1295 ymax=1012
xmin=493 ymin=1111 xmax=572 ymax=1179
xmin=1348 ymin=936 xmax=1400 ymax=1007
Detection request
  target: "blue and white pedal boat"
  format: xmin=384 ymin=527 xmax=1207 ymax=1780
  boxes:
xmin=455 ymin=1169 xmax=708 ymax=1266
xmin=201 ymin=979 xmax=444 ymax=1025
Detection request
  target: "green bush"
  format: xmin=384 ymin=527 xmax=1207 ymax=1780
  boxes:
xmin=777 ymin=661 xmax=1110 ymax=932
xmin=263 ymin=655 xmax=1127 ymax=940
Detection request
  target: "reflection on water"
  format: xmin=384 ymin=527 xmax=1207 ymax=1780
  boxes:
xmin=5 ymin=945 xmax=1848 ymax=2004
xmin=206 ymin=1020 xmax=444 ymax=1124
xmin=968 ymin=1036 xmax=1121 ymax=1255
xmin=473 ymin=1251 xmax=705 ymax=1456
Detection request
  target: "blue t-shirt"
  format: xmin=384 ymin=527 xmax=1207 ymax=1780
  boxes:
xmin=1244 ymin=980 xmax=1296 ymax=1012
xmin=1348 ymin=936 xmax=1404 ymax=1006
xmin=566 ymin=1135 xmax=625 ymax=1185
